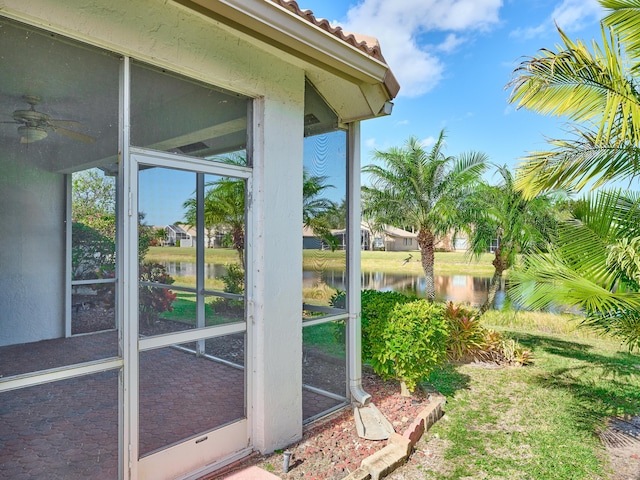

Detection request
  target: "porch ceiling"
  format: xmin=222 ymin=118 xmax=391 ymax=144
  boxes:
xmin=171 ymin=0 xmax=399 ymax=122
xmin=0 ymin=19 xmax=121 ymax=173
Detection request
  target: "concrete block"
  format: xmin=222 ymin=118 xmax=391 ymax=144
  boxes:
xmin=342 ymin=467 xmax=372 ymax=480
xmin=387 ymin=432 xmax=412 ymax=457
xmin=360 ymin=444 xmax=408 ymax=480
xmin=416 ymin=401 xmax=444 ymax=431
xmin=354 ymin=404 xmax=395 ymax=440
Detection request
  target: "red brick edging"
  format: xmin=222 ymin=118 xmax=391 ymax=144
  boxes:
xmin=342 ymin=397 xmax=445 ymax=480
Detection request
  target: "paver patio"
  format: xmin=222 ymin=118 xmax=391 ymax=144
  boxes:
xmin=0 ymin=330 xmax=345 ymax=479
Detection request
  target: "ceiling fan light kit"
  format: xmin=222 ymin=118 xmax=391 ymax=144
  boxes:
xmin=18 ymin=125 xmax=48 ymax=143
xmin=3 ymin=95 xmax=95 ymax=144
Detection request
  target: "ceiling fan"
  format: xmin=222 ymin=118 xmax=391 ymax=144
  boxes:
xmin=2 ymin=95 xmax=95 ymax=144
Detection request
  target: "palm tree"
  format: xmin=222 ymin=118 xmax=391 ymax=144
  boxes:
xmin=505 ymin=0 xmax=640 ymax=348
xmin=466 ymin=165 xmax=558 ymax=314
xmin=507 ymin=1 xmax=640 ymax=197
xmin=362 ymin=131 xmax=488 ymax=301
xmin=509 ymin=190 xmax=640 ymax=349
xmin=302 ymin=170 xmax=339 ymax=250
xmin=184 ymin=168 xmax=338 ymax=263
xmin=183 ymin=177 xmax=246 ymax=265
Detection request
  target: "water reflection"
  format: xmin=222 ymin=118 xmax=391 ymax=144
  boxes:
xmin=163 ymin=262 xmax=228 ymax=279
xmin=163 ymin=262 xmax=502 ymax=308
xmin=313 ymin=270 xmax=502 ymax=308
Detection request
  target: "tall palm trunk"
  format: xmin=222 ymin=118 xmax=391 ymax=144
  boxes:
xmin=232 ymin=224 xmax=245 ymax=269
xmin=480 ymin=247 xmax=506 ymax=314
xmin=417 ymin=228 xmax=436 ymax=301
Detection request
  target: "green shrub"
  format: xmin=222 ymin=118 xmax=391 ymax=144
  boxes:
xmin=361 ymin=290 xmax=414 ymax=361
xmin=210 ymin=263 xmax=245 ymax=314
xmin=329 ymin=290 xmax=346 ymax=310
xmin=330 ymin=289 xmax=413 ymax=359
xmin=71 ymin=221 xmax=115 ymax=280
xmin=369 ymin=300 xmax=449 ymax=393
xmin=222 ymin=263 xmax=244 ymax=294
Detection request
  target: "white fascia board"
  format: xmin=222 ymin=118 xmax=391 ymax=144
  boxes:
xmin=172 ymin=0 xmax=389 ymax=87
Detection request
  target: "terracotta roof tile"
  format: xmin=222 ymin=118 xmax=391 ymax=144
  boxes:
xmin=269 ymin=0 xmax=387 ymax=64
xmin=267 ymin=0 xmax=399 ymax=100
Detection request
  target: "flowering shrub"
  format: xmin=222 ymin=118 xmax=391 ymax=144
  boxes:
xmin=444 ymin=302 xmax=486 ymax=362
xmin=139 ymin=263 xmax=177 ymax=325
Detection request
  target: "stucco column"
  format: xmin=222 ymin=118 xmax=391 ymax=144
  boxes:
xmin=250 ymin=83 xmax=305 ymax=452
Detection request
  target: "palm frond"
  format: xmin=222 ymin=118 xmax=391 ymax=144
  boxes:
xmin=515 ymin=128 xmax=640 ymax=197
xmin=508 ymin=24 xmax=640 ymax=146
xmin=510 ymin=189 xmax=640 ymax=337
xmin=601 ymin=0 xmax=640 ymax=69
xmin=510 ymin=248 xmax=640 ymax=313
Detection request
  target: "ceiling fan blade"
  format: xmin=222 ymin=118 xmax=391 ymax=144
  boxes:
xmin=51 ymin=126 xmax=96 ymax=143
xmin=49 ymin=119 xmax=83 ymax=128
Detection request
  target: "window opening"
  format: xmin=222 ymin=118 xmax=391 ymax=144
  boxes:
xmin=301 ymin=80 xmax=349 ymax=421
xmin=130 ymin=61 xmax=250 ymax=165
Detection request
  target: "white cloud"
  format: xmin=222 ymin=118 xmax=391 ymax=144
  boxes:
xmin=552 ymin=0 xmax=603 ymax=31
xmin=365 ymin=137 xmax=377 ymax=149
xmin=438 ymin=34 xmax=465 ymax=53
xmin=510 ymin=0 xmax=603 ymax=40
xmin=420 ymin=136 xmax=437 ymax=148
xmin=341 ymin=0 xmax=503 ymax=98
xmin=509 ymin=24 xmax=546 ymax=41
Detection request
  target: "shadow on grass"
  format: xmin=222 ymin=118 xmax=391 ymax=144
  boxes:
xmin=506 ymin=331 xmax=640 ymax=434
xmin=513 ymin=332 xmax=640 ymax=378
xmin=425 ymin=363 xmax=472 ymax=398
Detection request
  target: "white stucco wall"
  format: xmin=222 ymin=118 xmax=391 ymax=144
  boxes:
xmin=251 ymin=90 xmax=305 ymax=451
xmin=0 ymin=155 xmax=65 ymax=346
xmin=1 ymin=0 xmax=306 ymax=453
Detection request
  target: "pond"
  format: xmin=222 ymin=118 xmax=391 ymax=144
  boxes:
xmin=163 ymin=262 xmax=505 ymax=308
xmin=306 ymin=269 xmax=504 ymax=308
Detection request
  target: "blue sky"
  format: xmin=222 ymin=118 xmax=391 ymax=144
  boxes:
xmin=142 ymin=0 xmax=608 ymax=226
xmin=302 ymin=0 xmax=604 ymax=179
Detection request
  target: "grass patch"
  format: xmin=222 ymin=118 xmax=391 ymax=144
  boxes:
xmin=482 ymin=309 xmax=595 ymax=338
xmin=422 ymin=310 xmax=640 ymax=480
xmin=303 ymin=282 xmax=339 ymax=306
xmin=146 ymin=246 xmax=239 ymax=264
xmin=360 ymin=250 xmax=495 ymax=276
xmin=303 ymin=321 xmax=345 ymax=358
xmin=159 ymin=292 xmax=242 ymax=326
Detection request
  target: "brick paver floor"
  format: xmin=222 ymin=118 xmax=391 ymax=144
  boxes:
xmin=0 ymin=331 xmax=346 ymax=479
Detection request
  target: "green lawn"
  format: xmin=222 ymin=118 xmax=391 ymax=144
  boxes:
xmin=421 ymin=310 xmax=640 ymax=480
xmin=303 ymin=321 xmax=346 ymax=358
xmin=159 ymin=291 xmax=243 ymax=326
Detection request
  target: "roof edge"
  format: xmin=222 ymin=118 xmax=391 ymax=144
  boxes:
xmin=270 ymin=0 xmax=399 ymax=99
xmin=173 ymin=0 xmax=399 ymax=101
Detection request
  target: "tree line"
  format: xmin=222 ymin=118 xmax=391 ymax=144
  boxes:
xmin=365 ymin=0 xmax=640 ymax=350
